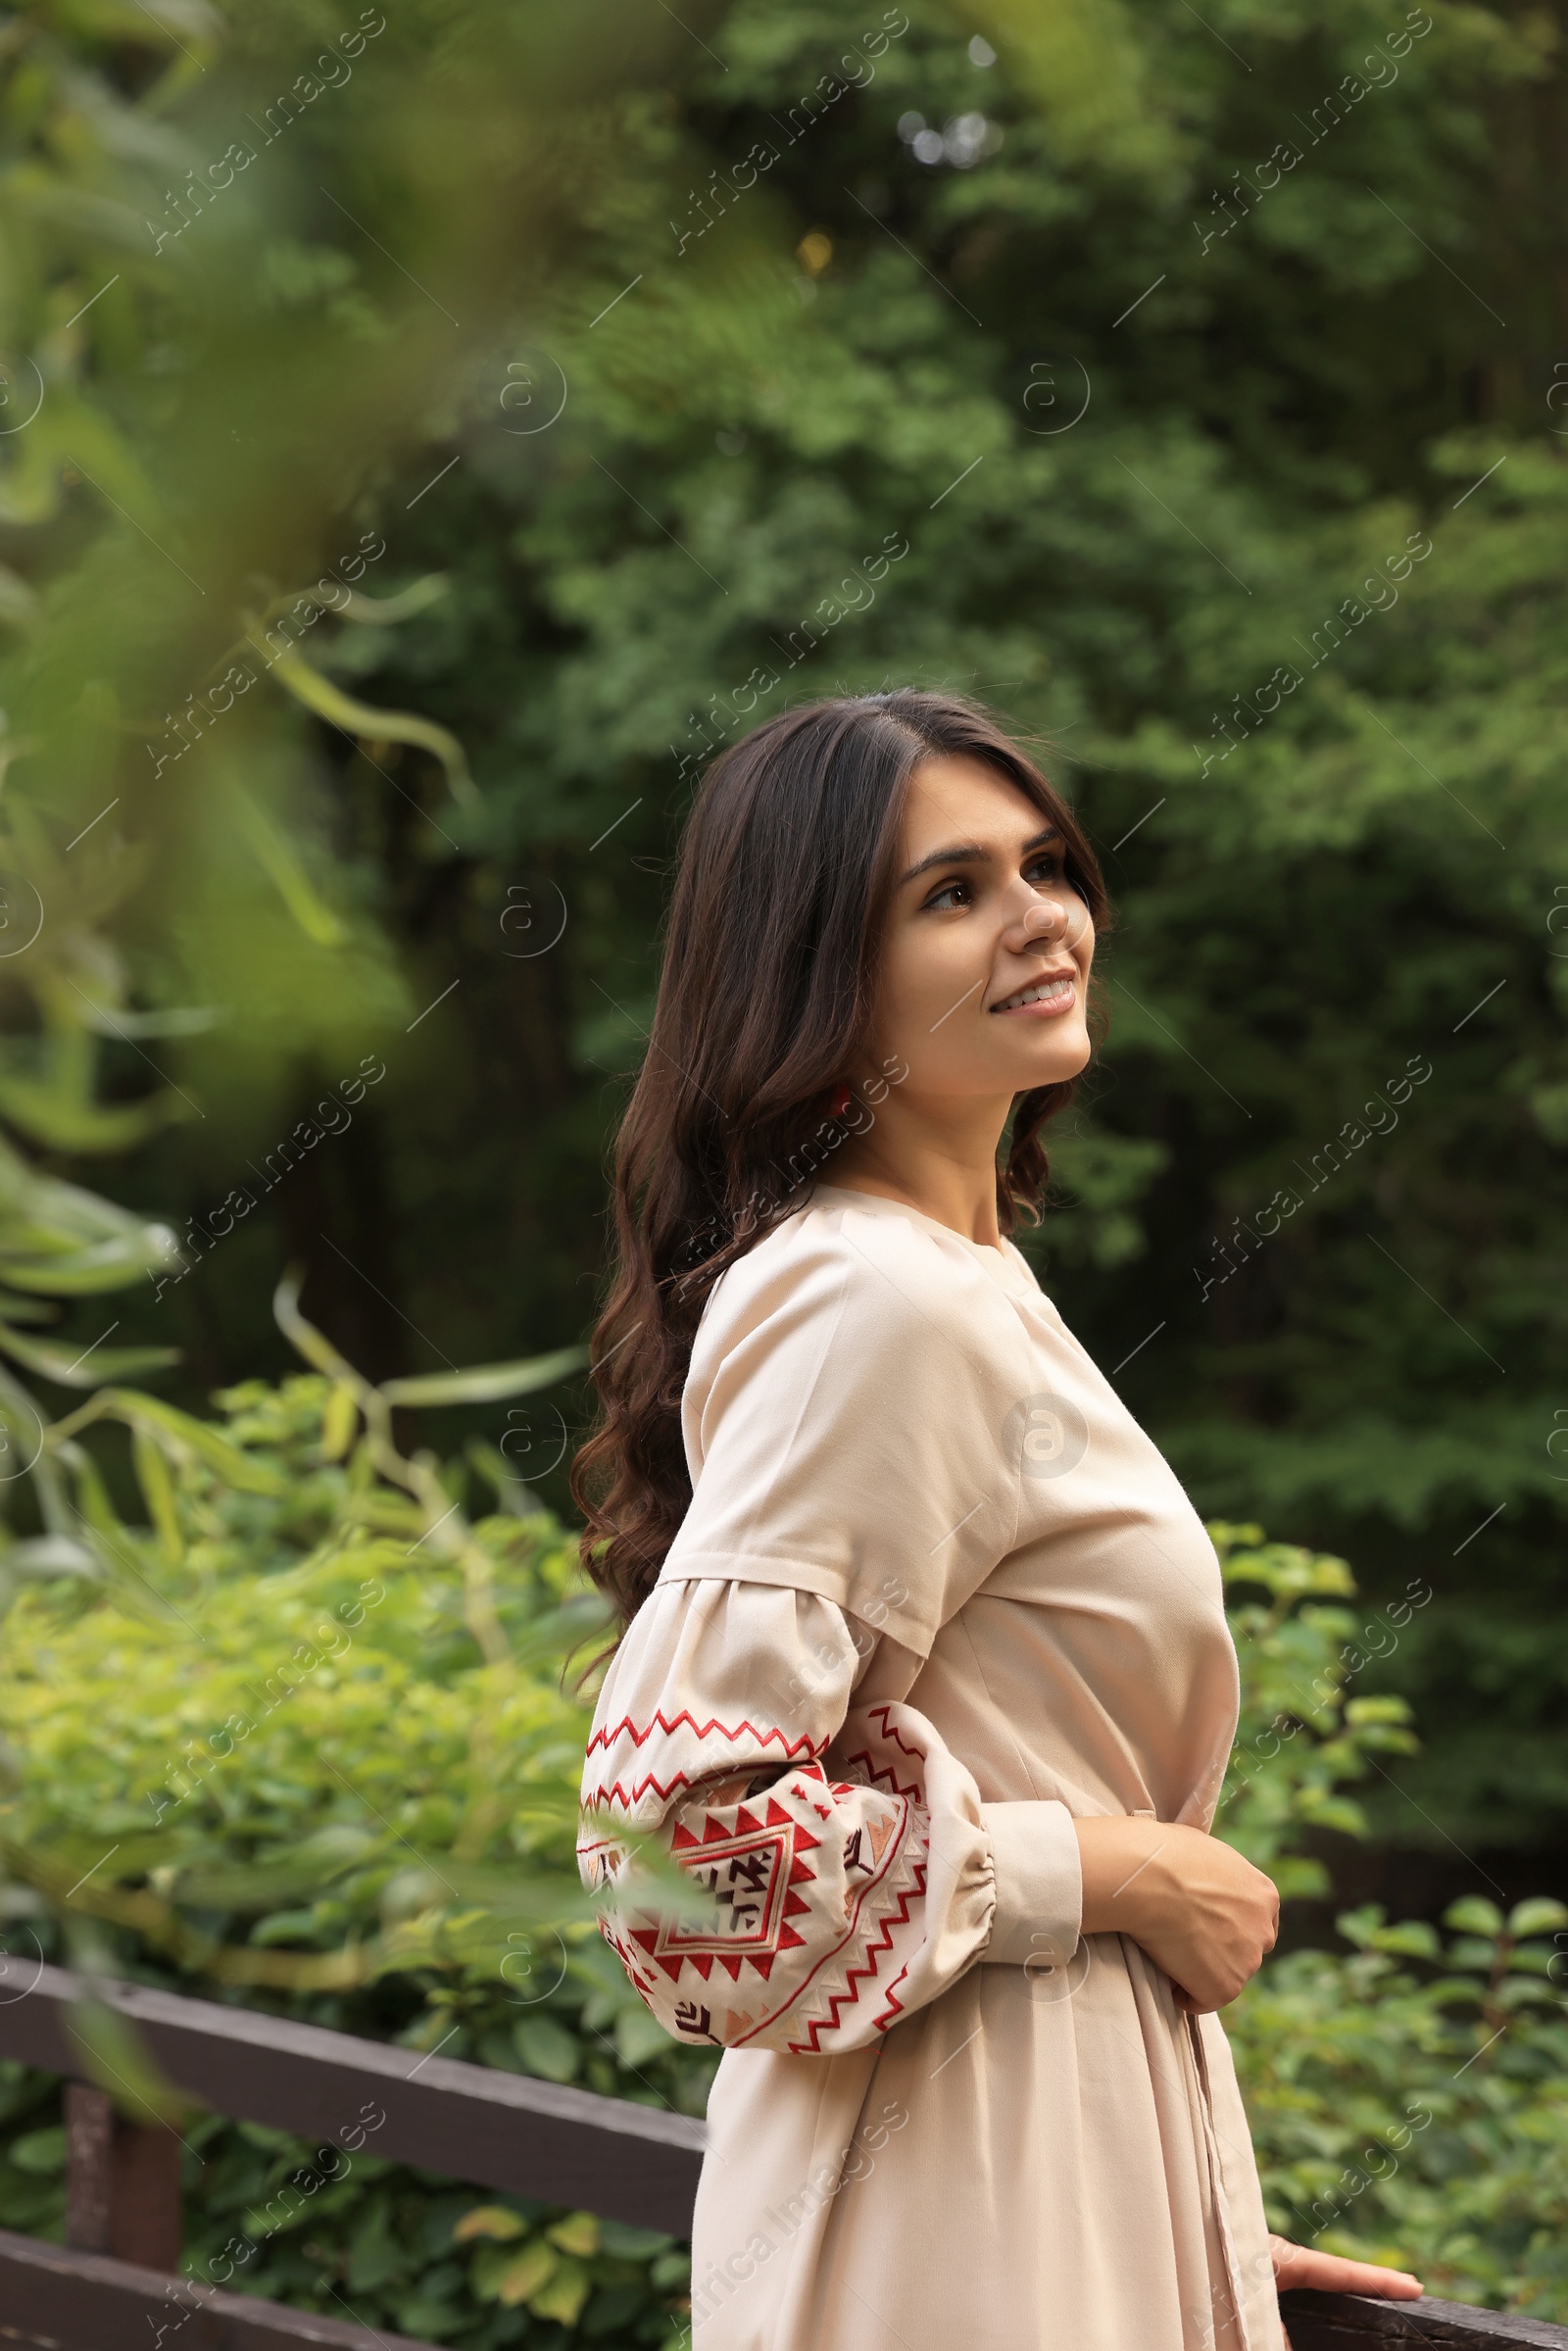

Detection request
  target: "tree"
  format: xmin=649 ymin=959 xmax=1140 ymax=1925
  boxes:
xmin=2 ymin=0 xmax=1565 ymax=1888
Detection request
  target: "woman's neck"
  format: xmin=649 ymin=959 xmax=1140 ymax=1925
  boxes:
xmin=826 ymin=1091 xmax=1013 ymax=1249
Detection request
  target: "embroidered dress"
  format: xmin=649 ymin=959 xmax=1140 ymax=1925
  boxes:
xmin=578 ymin=1184 xmax=1284 ymax=2351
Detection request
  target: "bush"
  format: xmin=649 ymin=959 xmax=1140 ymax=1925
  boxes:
xmin=1 ymin=1385 xmax=1565 ymax=2333
xmin=1215 ymin=1527 xmax=1568 ymax=2317
xmin=0 ymin=1337 xmax=708 ymax=2346
xmin=1232 ymin=1898 xmax=1568 ymax=2317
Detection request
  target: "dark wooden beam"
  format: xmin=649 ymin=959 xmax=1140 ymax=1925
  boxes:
xmin=1281 ymin=2288 xmax=1568 ymax=2347
xmin=0 ymin=1961 xmax=706 ymax=2235
xmin=0 ymin=2228 xmax=445 ymax=2351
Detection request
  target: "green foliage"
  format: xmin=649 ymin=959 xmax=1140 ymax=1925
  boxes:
xmin=175 ymin=2149 xmax=693 ymax=2348
xmin=0 ymin=1340 xmax=614 ymax=1998
xmin=1213 ymin=1521 xmax=1420 ymax=1897
xmin=0 ymin=0 xmax=1559 ymax=1862
xmin=1 ymin=1367 xmax=1566 ymax=2329
xmin=0 ymin=1347 xmax=710 ymax=2343
xmin=1230 ymin=1896 xmax=1568 ymax=2319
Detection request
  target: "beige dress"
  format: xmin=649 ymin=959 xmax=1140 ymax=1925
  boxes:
xmin=578 ymin=1183 xmax=1285 ymax=2351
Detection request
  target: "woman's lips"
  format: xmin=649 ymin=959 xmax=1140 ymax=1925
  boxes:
xmin=990 ymin=974 xmax=1075 ymax=1016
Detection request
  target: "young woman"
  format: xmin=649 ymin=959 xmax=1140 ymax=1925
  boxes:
xmin=572 ymin=692 xmax=1422 ymax=2350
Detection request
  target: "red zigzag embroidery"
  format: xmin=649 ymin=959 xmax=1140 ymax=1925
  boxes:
xmin=584 ymin=1714 xmax=827 ymax=1812
xmin=787 ymin=1856 xmax=929 ymax=2054
xmin=586 ymin=1710 xmax=826 ymax=1760
xmin=840 ymin=1704 xmax=928 ymax=1804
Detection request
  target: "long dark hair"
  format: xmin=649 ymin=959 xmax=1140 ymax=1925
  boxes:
xmin=569 ymin=690 xmax=1108 ymax=1630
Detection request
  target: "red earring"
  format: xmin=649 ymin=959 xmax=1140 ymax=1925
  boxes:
xmin=827 ymin=1083 xmax=853 ymax=1119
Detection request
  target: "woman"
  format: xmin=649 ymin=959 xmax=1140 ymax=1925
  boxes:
xmin=572 ymin=691 xmax=1422 ymax=2350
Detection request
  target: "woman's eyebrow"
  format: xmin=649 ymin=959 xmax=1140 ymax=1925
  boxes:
xmin=899 ymin=826 xmax=1060 ymax=887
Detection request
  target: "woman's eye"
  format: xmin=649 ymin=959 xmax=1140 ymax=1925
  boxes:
xmin=1026 ymin=857 xmax=1065 ymax=887
xmin=924 ymin=878 xmax=972 ymax=911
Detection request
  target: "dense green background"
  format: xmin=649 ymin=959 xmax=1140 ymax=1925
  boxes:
xmin=0 ymin=0 xmax=1565 ymax=1930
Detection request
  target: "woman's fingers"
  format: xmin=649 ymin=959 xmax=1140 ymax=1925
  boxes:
xmin=1269 ymin=2236 xmax=1423 ymax=2300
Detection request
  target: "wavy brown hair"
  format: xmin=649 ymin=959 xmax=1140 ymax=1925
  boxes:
xmin=569 ymin=690 xmax=1108 ymax=1630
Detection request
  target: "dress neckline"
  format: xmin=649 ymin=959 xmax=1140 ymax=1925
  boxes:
xmin=808 ymin=1183 xmax=1038 ymax=1291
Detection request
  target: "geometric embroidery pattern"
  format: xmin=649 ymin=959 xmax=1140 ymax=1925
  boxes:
xmin=580 ymin=1699 xmax=946 ymax=2059
xmin=627 ymin=1795 xmax=819 ymax=1984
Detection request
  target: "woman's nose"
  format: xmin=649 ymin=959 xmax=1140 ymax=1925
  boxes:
xmin=1003 ymin=895 xmax=1080 ymax=955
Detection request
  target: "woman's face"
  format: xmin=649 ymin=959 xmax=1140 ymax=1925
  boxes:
xmin=858 ymin=754 xmax=1095 ymax=1104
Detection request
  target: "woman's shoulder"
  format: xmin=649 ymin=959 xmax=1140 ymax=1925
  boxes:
xmin=693 ymin=1185 xmax=1029 ymax=1376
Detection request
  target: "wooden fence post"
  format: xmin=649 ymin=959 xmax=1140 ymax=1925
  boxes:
xmin=65 ymin=2080 xmax=183 ymax=2272
xmin=64 ymin=2082 xmax=113 ymax=2251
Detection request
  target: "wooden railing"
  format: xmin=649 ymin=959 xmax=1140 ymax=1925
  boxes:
xmin=1279 ymin=2293 xmax=1568 ymax=2347
xmin=0 ymin=1961 xmax=1559 ymax=2351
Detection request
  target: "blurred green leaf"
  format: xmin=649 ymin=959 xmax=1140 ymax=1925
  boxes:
xmin=379 ymin=1350 xmax=587 ymax=1409
xmin=0 ymin=1326 xmax=177 ymax=1389
xmin=1507 ymin=1897 xmax=1568 ymax=1937
xmin=1445 ymin=1897 xmax=1506 ymax=1938
xmin=257 ymin=644 xmax=478 ymax=812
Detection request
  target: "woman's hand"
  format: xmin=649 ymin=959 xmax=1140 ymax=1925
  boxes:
xmin=1269 ymin=2237 xmax=1421 ymax=2298
xmin=1073 ymin=1815 xmax=1279 ymax=2010
xmin=1271 ymin=2234 xmax=1422 ymax=2346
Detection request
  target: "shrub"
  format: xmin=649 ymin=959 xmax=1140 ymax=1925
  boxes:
xmin=1 ymin=1382 xmax=1564 ymax=2333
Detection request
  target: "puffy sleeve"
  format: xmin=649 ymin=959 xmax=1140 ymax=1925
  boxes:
xmin=576 ymin=1204 xmax=1084 ymax=2056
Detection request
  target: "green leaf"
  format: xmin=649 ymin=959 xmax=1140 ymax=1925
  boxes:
xmin=255 ymin=637 xmax=478 ymax=810
xmin=453 ymin=2205 xmax=527 ymax=2244
xmin=379 ymin=1348 xmax=587 ymax=1408
xmin=0 ymin=1071 xmax=192 ymax=1154
xmin=8 ymin=2127 xmax=66 ymax=2174
xmin=1506 ymin=1897 xmax=1568 ymax=1938
xmin=176 ymin=1827 xmax=380 ymax=1910
xmin=336 ymin=573 xmax=451 ymax=625
xmin=0 ymin=1234 xmax=176 ymax=1295
xmin=0 ymin=1325 xmax=178 ymax=1388
xmin=529 ymin=2252 xmax=590 ymax=2325
xmin=347 ymin=2198 xmax=404 ymax=2292
xmin=1333 ymin=1904 xmax=1386 ymax=1949
xmin=598 ymin=2223 xmax=676 ymax=2261
xmin=95 ymin=1392 xmax=286 ymax=1494
xmin=0 ymin=1290 xmax=66 ymax=1325
xmin=321 ymin=1380 xmax=359 ymax=1460
xmin=392 ymin=2300 xmax=461 ymax=2341
xmin=490 ymin=2240 xmax=557 ymax=2307
xmin=65 ymin=1995 xmax=193 ymax=2129
xmin=1367 ymin=1921 xmax=1442 ymax=1960
xmin=1342 ymin=1695 xmax=1415 ymax=1727
xmin=131 ymin=1426 xmax=183 ymax=1560
xmin=1445 ymin=1897 xmax=1505 ymax=1938
xmin=514 ymin=2014 xmax=581 ymax=2082
xmin=547 ymin=2210 xmax=598 ymax=2256
xmin=228 ymin=783 xmax=349 ymax=949
xmin=249 ymin=1907 xmax=320 ymax=1947
xmin=0 ymin=1536 xmax=97 ymax=1579
xmin=615 ymin=2002 xmax=675 ymax=2070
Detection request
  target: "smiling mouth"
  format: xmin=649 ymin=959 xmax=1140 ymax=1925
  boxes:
xmin=990 ymin=973 xmax=1075 ymax=1015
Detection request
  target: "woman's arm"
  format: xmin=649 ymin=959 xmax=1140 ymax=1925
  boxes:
xmin=579 ymin=1579 xmax=1054 ymax=2056
xmin=1073 ymin=1815 xmax=1279 ymax=2010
